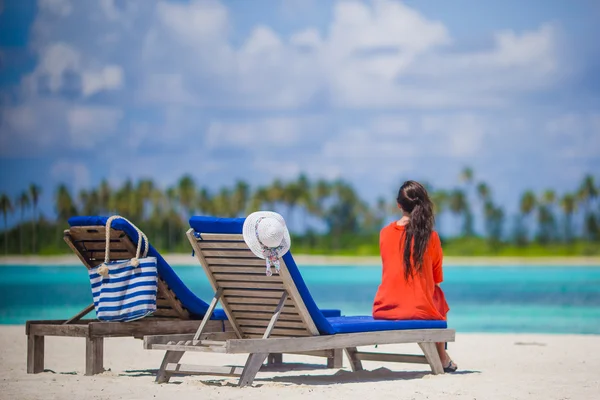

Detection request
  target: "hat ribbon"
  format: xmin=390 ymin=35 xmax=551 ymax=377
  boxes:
xmin=255 ymin=217 xmax=285 ymax=276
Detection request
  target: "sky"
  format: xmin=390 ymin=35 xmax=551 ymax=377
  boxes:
xmin=0 ymin=0 xmax=599 ymax=230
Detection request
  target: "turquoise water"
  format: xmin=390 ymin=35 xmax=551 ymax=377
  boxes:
xmin=1 ymin=265 xmax=599 ymax=334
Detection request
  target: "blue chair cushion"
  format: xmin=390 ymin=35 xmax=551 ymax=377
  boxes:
xmin=326 ymin=316 xmax=447 ymax=334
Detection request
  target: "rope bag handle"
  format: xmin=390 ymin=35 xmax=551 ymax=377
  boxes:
xmin=97 ymin=215 xmax=149 ymax=277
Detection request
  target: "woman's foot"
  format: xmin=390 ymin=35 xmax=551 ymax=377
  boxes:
xmin=443 ymin=359 xmax=458 ymax=373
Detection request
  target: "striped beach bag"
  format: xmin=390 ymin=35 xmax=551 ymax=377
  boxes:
xmin=88 ymin=216 xmax=158 ymax=322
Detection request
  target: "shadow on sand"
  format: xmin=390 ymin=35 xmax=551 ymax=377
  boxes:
xmin=117 ymin=365 xmax=481 ymax=387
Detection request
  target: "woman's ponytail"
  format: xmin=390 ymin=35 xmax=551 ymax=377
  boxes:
xmin=397 ymin=181 xmax=435 ymax=280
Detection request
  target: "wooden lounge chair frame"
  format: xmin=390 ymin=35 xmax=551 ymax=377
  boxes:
xmin=26 ymin=225 xmax=224 ymax=376
xmin=143 ymin=229 xmax=455 ymax=387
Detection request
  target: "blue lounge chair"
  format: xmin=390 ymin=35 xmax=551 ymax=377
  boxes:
xmin=143 ymin=216 xmax=455 ymax=387
xmin=25 ymin=216 xmax=342 ymax=376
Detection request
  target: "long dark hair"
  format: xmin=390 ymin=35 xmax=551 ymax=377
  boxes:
xmin=396 ymin=180 xmax=435 ymax=280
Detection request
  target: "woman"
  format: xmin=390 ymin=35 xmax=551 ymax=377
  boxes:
xmin=373 ymin=180 xmax=457 ymax=372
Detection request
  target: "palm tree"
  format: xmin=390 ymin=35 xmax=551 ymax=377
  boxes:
xmin=459 ymin=167 xmax=474 ymax=236
xmin=430 ymin=189 xmax=448 ymax=235
xmin=17 ymin=191 xmax=30 ymax=254
xmin=310 ymin=179 xmax=331 ymax=220
xmin=536 ymin=190 xmax=556 ymax=244
xmin=0 ymin=194 xmax=13 ymax=255
xmin=283 ymin=181 xmax=302 ymax=231
xmin=448 ymin=189 xmax=468 ymax=236
xmin=577 ymin=175 xmax=598 ymax=240
xmin=29 ymin=184 xmax=41 ymax=254
xmin=178 ymin=174 xmax=196 ymax=218
xmin=232 ymin=180 xmax=250 ymax=217
xmin=137 ymin=179 xmax=155 ymax=220
xmin=476 ymin=182 xmax=490 ymax=203
xmin=98 ymin=179 xmax=112 ymax=214
xmin=56 ymin=184 xmax=78 ymax=221
xmin=460 ymin=167 xmax=474 ymax=185
xmin=375 ymin=196 xmax=389 ymax=228
xmin=295 ymin=174 xmax=312 ymax=232
xmin=197 ymin=187 xmax=214 ymax=215
xmin=249 ymin=187 xmax=269 ymax=213
xmin=165 ymin=186 xmax=179 ymax=250
xmin=560 ymin=194 xmax=577 ymax=243
xmin=267 ymin=179 xmax=285 ymax=214
xmin=517 ymin=190 xmax=536 ymax=244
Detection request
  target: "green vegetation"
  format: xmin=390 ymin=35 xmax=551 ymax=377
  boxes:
xmin=1 ymin=169 xmax=599 ymax=256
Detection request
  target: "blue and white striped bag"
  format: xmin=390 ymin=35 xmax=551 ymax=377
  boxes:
xmin=88 ymin=216 xmax=158 ymax=322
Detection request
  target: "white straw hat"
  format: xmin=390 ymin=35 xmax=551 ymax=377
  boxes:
xmin=243 ymin=211 xmax=291 ymax=276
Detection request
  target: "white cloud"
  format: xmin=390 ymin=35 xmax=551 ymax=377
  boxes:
xmin=38 ymin=0 xmax=72 ymax=17
xmin=67 ymin=106 xmax=123 ymax=149
xmin=421 ymin=114 xmax=486 ymax=157
xmin=545 ymin=113 xmax=600 ymax=159
xmin=82 ymin=65 xmax=124 ymax=96
xmin=0 ymin=100 xmax=71 ymax=156
xmin=205 ymin=117 xmax=306 ymax=149
xmin=50 ymin=160 xmax=91 ymax=190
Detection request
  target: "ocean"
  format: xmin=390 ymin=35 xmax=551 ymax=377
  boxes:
xmin=1 ymin=265 xmax=599 ymax=334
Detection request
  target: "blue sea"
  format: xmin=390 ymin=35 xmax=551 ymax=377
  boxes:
xmin=1 ymin=265 xmax=599 ymax=334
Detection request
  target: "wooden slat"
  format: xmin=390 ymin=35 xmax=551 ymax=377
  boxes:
xmin=156 ymin=298 xmax=172 ymax=307
xmin=213 ymin=273 xmax=283 ymax=283
xmin=232 ymin=311 xmax=302 ymax=322
xmin=226 ymin=297 xmax=295 ymax=307
xmin=64 ymin=231 xmax=93 ymax=269
xmin=209 ymin=266 xmax=268 ymax=274
xmin=201 ymin=250 xmax=256 ymax=258
xmin=143 ymin=332 xmax=236 ymax=348
xmin=77 ymin=240 xmax=129 ymax=251
xmin=196 ymin=242 xmax=249 ymax=250
xmin=198 ymin=233 xmax=244 ymax=242
xmin=229 ymin=304 xmax=299 ymax=313
xmin=205 ymin=258 xmax=266 ymax=267
xmin=218 ymin=281 xmax=284 ymax=290
xmin=165 ymin=363 xmax=244 ymax=377
xmin=152 ymin=308 xmax=182 ymax=318
xmin=28 ymin=324 xmax=89 ymax=337
xmin=241 ymin=327 xmax=310 ymax=337
xmin=156 ymin=279 xmax=189 ymax=319
xmin=227 ymin=329 xmax=456 ymax=354
xmin=237 ymin=319 xmax=306 ymax=329
xmin=355 ymin=352 xmax=428 ymax=364
xmin=187 ymin=230 xmax=244 ymax=339
xmin=149 ymin=344 xmax=227 ymax=353
xmin=69 ymin=226 xmax=127 ymax=240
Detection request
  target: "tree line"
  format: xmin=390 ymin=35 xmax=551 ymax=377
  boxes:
xmin=1 ymin=168 xmax=599 ymax=256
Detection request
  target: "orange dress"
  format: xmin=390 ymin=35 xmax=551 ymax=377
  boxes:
xmin=373 ymin=222 xmax=449 ymax=320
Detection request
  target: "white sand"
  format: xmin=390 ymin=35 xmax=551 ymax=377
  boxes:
xmin=2 ymin=326 xmax=598 ymax=400
xmin=2 ymin=254 xmax=600 ymax=266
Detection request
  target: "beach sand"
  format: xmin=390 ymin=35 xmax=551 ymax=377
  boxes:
xmin=2 ymin=326 xmax=598 ymax=400
xmin=2 ymin=254 xmax=600 ymax=266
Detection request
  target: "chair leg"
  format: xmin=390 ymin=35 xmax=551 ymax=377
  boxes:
xmin=27 ymin=335 xmax=44 ymax=374
xmin=85 ymin=337 xmax=104 ymax=376
xmin=344 ymin=347 xmax=363 ymax=372
xmin=267 ymin=353 xmax=283 ymax=365
xmin=238 ymin=353 xmax=268 ymax=387
xmin=156 ymin=350 xmax=185 ymax=383
xmin=418 ymin=342 xmax=444 ymax=375
xmin=327 ymin=349 xmax=344 ymax=368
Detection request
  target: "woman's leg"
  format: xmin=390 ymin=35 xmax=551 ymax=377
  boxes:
xmin=436 ymin=342 xmax=449 ymax=365
xmin=436 ymin=342 xmax=457 ymax=371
